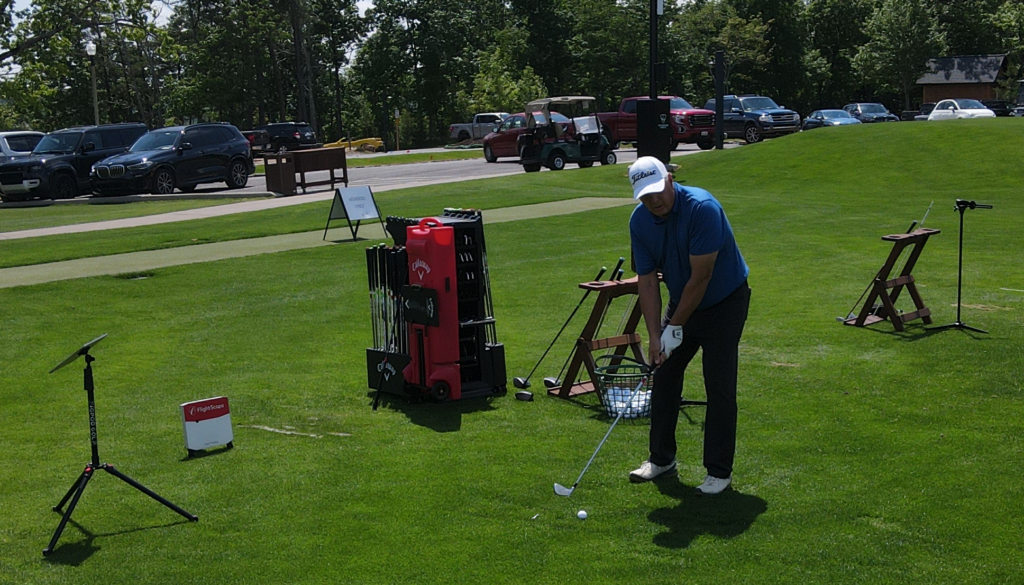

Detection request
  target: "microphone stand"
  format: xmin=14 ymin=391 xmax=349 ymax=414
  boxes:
xmin=929 ymin=199 xmax=992 ymax=334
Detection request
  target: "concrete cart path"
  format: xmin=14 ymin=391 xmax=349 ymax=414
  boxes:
xmin=0 ymin=167 xmax=514 ymax=241
xmin=0 ymin=197 xmax=635 ymax=289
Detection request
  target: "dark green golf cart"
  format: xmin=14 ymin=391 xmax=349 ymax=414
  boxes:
xmin=516 ymin=96 xmax=617 ymax=173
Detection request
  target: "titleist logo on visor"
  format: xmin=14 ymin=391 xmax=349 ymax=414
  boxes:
xmin=631 ymin=169 xmax=657 ymax=185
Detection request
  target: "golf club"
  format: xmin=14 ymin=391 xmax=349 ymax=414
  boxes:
xmin=541 ymin=258 xmax=624 ymax=390
xmin=512 ymin=265 xmax=608 ymax=390
xmin=554 ymin=366 xmax=656 ymax=497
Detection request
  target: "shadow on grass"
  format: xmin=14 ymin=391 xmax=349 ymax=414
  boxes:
xmin=42 ymin=517 xmax=192 ymax=566
xmin=371 ymin=393 xmax=498 ymax=432
xmin=859 ymin=321 xmax=995 ymax=342
xmin=647 ymin=479 xmax=767 ymax=549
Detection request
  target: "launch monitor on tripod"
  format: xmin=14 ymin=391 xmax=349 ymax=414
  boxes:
xmin=43 ymin=334 xmax=197 ymax=557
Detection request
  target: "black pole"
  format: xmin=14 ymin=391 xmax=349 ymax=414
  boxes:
xmin=649 ymin=0 xmax=657 ymax=99
xmin=956 ymin=208 xmax=964 ymax=324
xmin=714 ymin=50 xmax=725 ymax=150
xmin=84 ymin=355 xmax=100 ymax=467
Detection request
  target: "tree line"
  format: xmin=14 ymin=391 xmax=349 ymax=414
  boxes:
xmin=1 ymin=0 xmax=1022 ymax=149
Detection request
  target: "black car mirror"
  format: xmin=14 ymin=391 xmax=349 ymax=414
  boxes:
xmin=180 ymin=142 xmax=193 ymax=151
xmin=731 ymin=108 xmax=742 ymax=114
xmin=81 ymin=142 xmax=95 ymax=153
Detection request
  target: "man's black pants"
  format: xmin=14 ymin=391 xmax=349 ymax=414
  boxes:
xmin=649 ymin=282 xmax=750 ymax=478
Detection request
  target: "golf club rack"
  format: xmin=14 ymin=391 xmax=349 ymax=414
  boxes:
xmin=365 ymin=208 xmax=506 ymax=404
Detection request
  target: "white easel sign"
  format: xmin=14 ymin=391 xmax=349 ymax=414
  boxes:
xmin=181 ymin=396 xmax=233 ymax=456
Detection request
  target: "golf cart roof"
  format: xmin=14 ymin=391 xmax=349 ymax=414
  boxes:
xmin=524 ymin=96 xmax=597 ymax=111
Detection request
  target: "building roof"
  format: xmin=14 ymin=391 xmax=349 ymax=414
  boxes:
xmin=918 ymin=54 xmax=1007 ymax=85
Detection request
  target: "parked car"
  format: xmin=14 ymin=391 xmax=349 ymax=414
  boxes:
xmin=801 ymin=110 xmax=861 ymax=130
xmin=981 ymin=100 xmax=1013 ymax=117
xmin=240 ymin=129 xmax=271 ymax=155
xmin=255 ymin=122 xmax=318 ymax=153
xmin=913 ymin=103 xmax=937 ymax=121
xmin=703 ymin=95 xmax=800 ymax=143
xmin=597 ymin=96 xmax=715 ymax=150
xmin=0 ymin=131 xmax=44 ymax=158
xmin=516 ymin=96 xmax=615 ymax=172
xmin=91 ymin=123 xmax=254 ymax=195
xmin=0 ymin=123 xmax=148 ymax=202
xmin=449 ymin=113 xmax=509 ymax=142
xmin=927 ymin=99 xmax=996 ymax=121
xmin=843 ymin=103 xmax=899 ymax=123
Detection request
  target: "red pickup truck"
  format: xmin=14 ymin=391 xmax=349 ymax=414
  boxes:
xmin=598 ymin=96 xmax=716 ymax=150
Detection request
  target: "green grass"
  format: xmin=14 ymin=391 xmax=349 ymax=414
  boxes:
xmin=0 ymin=198 xmax=262 ymax=233
xmin=1 ymin=119 xmax=1023 ymax=583
xmin=0 ymin=168 xmax=625 ymax=269
xmin=253 ymin=151 xmax=483 ymax=175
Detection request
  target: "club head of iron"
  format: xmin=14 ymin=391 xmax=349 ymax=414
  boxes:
xmin=512 ymin=377 xmax=530 ymax=389
xmin=553 ymin=483 xmax=574 ymax=497
xmin=542 ymin=377 xmax=560 ymax=389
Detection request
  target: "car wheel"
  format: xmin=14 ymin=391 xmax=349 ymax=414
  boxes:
xmin=547 ymin=150 xmax=566 ymax=171
xmin=578 ymin=160 xmax=594 ymax=168
xmin=51 ymin=174 xmax=77 ymax=200
xmin=483 ymin=144 xmax=497 ymax=163
xmin=226 ymin=160 xmax=249 ymax=189
xmin=697 ymin=140 xmax=714 ymax=150
xmin=458 ymin=131 xmax=470 ymax=142
xmin=523 ymin=163 xmax=541 ymax=173
xmin=744 ymin=124 xmax=762 ymax=144
xmin=600 ymin=150 xmax=617 ymax=165
xmin=151 ymin=168 xmax=175 ymax=194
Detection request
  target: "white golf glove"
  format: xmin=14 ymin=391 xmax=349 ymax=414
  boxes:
xmin=660 ymin=324 xmax=683 ymax=359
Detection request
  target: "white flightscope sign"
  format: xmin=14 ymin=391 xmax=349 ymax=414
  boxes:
xmin=180 ymin=396 xmax=233 ymax=455
xmin=323 ymin=185 xmax=386 ymax=240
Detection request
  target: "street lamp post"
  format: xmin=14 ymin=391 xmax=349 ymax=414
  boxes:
xmin=85 ymin=40 xmax=98 ymax=125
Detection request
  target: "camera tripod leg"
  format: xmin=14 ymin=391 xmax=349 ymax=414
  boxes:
xmin=44 ymin=467 xmax=93 ymax=556
xmin=102 ymin=464 xmax=198 ymax=522
xmin=53 ymin=468 xmax=88 ymax=512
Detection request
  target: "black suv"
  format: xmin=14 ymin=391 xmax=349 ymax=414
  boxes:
xmin=91 ymin=123 xmax=254 ymax=195
xmin=0 ymin=123 xmax=147 ymax=202
xmin=256 ymin=122 xmax=318 ymax=153
xmin=703 ymin=95 xmax=800 ymax=143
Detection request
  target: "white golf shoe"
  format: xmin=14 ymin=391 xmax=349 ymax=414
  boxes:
xmin=629 ymin=459 xmax=677 ymax=483
xmin=695 ymin=474 xmax=732 ymax=495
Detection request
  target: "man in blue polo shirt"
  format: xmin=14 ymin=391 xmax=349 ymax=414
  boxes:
xmin=627 ymin=156 xmax=750 ymax=495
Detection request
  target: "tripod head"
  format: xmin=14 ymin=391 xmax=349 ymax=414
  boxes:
xmin=955 ymin=199 xmax=993 ymax=211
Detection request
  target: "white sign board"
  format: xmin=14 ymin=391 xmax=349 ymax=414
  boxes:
xmin=181 ymin=396 xmax=233 ymax=452
xmin=324 ymin=186 xmax=385 ymax=240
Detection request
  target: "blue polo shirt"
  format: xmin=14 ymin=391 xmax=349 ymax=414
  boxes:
xmin=630 ymin=183 xmax=748 ymax=310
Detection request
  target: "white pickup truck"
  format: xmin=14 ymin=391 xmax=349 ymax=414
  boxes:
xmin=448 ymin=112 xmax=509 ymax=142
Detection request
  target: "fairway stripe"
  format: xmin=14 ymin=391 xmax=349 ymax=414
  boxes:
xmin=0 ymin=197 xmax=634 ymax=288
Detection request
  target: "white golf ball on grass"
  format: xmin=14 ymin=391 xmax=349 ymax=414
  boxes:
xmin=577 ymin=510 xmax=587 ymax=520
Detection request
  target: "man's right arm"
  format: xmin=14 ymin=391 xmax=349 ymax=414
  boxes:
xmin=637 ymin=271 xmax=664 ymax=366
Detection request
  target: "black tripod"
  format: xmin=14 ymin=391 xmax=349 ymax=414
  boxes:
xmin=929 ymin=199 xmax=992 ymax=334
xmin=44 ymin=335 xmax=197 ymax=557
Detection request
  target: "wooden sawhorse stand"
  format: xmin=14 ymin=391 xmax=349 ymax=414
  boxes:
xmin=549 ymin=277 xmax=645 ymax=398
xmin=845 ymin=228 xmax=940 ymax=331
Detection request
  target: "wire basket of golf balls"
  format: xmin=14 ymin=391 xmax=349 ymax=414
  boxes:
xmin=593 ymin=355 xmax=653 ymax=419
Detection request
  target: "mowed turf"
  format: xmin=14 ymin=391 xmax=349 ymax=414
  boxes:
xmin=1 ymin=120 xmax=1022 ymax=583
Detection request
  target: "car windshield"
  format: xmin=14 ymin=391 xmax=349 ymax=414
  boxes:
xmin=33 ymin=132 xmax=82 ymax=154
xmin=541 ymin=111 xmax=571 ymax=124
xmin=740 ymin=97 xmax=780 ymax=111
xmin=669 ymin=98 xmax=694 ymax=110
xmin=131 ymin=130 xmax=180 ymax=152
xmin=860 ymin=104 xmax=888 ymax=113
xmin=955 ymin=99 xmax=986 ymax=109
xmin=823 ymin=110 xmax=852 ymax=119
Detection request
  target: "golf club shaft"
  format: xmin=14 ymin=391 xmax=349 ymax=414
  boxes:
xmin=520 ymin=266 xmax=607 ymax=383
xmin=565 ymin=369 xmax=654 ymax=491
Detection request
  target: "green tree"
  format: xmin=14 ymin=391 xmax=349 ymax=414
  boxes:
xmin=470 ymin=26 xmax=547 ymax=113
xmin=804 ymin=0 xmax=872 ymax=108
xmin=854 ymin=0 xmax=946 ymax=109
